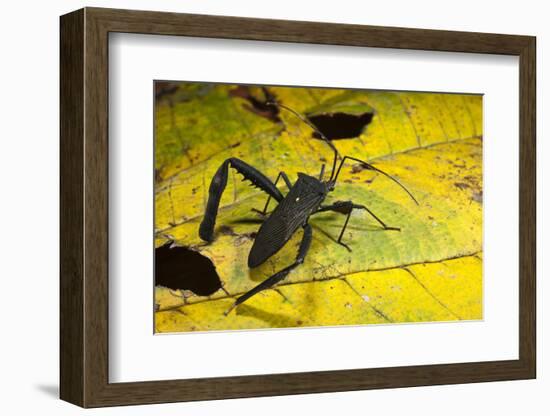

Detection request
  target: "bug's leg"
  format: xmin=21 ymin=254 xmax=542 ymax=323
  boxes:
xmin=225 ymin=223 xmax=312 ymax=315
xmin=254 ymin=171 xmax=293 ymax=216
xmin=316 ymin=201 xmax=400 ymax=251
xmin=199 ymin=158 xmax=284 ymax=242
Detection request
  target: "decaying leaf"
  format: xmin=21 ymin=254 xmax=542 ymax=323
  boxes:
xmin=154 ymin=84 xmax=482 ymax=332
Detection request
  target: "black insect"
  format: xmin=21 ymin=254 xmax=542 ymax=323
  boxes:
xmin=199 ymin=102 xmax=418 ymax=314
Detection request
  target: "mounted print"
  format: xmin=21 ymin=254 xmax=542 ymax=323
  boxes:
xmin=154 ymin=82 xmax=483 ymax=333
xmin=61 ymin=7 xmax=535 ymax=408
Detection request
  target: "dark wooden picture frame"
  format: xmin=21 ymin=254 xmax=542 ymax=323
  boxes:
xmin=60 ymin=7 xmax=536 ymax=408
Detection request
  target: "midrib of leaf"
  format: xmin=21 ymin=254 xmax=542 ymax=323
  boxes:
xmin=155 ymin=134 xmax=481 ymax=233
xmin=157 ymin=250 xmax=481 ymax=311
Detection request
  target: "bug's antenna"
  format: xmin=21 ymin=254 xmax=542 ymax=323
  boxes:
xmin=319 ymin=163 xmax=326 ymax=180
xmin=266 ymin=102 xmax=340 ymax=181
xmin=334 ymin=156 xmax=419 ymax=205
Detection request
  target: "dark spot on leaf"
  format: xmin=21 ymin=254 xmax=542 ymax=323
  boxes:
xmin=155 ymin=82 xmax=179 ymax=100
xmin=307 ymin=112 xmax=373 ymax=140
xmin=233 ymin=231 xmax=258 ymax=246
xmin=155 ymin=243 xmax=221 ymax=296
xmin=351 ymin=164 xmax=363 ymax=174
xmin=155 ymin=168 xmax=163 ymax=183
xmin=454 ymin=182 xmax=469 ymax=190
xmin=219 ymin=225 xmax=237 ymax=236
xmin=229 ymin=86 xmax=281 ymax=122
xmin=472 ymin=190 xmax=483 ymax=203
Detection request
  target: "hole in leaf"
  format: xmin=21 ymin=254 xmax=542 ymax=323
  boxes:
xmin=307 ymin=112 xmax=374 ymax=140
xmin=155 ymin=243 xmax=221 ymax=296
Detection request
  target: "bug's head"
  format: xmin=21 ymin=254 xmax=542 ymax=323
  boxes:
xmin=317 ymin=163 xmax=335 ymax=192
xmin=325 ymin=179 xmax=337 ymax=193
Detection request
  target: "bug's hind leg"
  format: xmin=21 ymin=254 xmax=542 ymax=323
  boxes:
xmin=225 ymin=223 xmax=312 ymax=315
xmin=253 ymin=171 xmax=293 ymax=216
xmin=199 ymin=158 xmax=284 ymax=242
xmin=316 ymin=201 xmax=400 ymax=251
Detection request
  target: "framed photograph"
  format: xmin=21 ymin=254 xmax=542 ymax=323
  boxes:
xmin=60 ymin=7 xmax=536 ymax=408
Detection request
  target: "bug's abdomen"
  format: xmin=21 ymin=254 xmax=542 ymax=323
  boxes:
xmin=248 ymin=214 xmax=297 ymax=268
xmin=248 ymin=173 xmax=326 ymax=268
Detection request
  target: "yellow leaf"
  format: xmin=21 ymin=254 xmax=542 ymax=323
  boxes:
xmin=154 ymin=84 xmax=482 ymax=333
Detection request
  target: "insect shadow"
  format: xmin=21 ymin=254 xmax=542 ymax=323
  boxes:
xmin=232 ymin=303 xmax=300 ymax=328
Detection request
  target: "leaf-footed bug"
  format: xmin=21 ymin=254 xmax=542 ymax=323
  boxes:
xmin=198 ymin=101 xmax=418 ymax=314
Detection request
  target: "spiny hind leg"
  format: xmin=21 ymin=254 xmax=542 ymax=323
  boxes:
xmin=199 ymin=158 xmax=284 ymax=242
xmin=225 ymin=223 xmax=312 ymax=315
xmin=316 ymin=200 xmax=400 ymax=251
